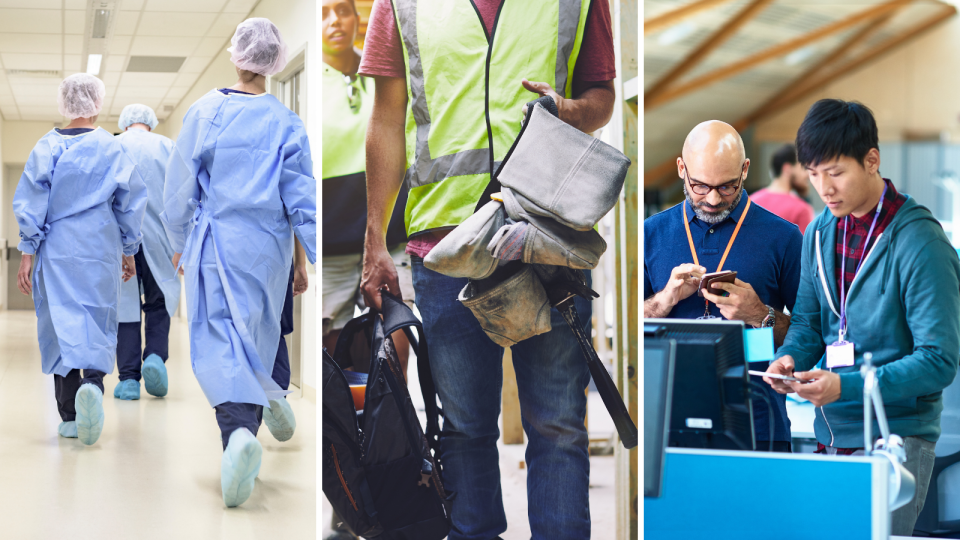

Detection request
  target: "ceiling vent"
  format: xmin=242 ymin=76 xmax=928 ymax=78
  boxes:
xmin=6 ymin=69 xmax=61 ymax=78
xmin=162 ymin=105 xmax=175 ymax=113
xmin=126 ymin=56 xmax=186 ymax=73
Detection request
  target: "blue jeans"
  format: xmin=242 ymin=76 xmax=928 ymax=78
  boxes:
xmin=412 ymin=257 xmax=592 ymax=540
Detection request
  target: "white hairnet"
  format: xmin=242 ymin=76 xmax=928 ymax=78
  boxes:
xmin=57 ymin=73 xmax=105 ymax=120
xmin=228 ymin=18 xmax=289 ymax=76
xmin=118 ymin=104 xmax=158 ymax=131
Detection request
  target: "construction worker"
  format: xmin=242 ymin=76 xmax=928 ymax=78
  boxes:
xmin=358 ymin=1 xmax=616 ymax=538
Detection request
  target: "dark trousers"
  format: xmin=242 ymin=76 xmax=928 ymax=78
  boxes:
xmin=54 ymin=369 xmax=106 ymax=422
xmin=117 ymin=247 xmax=170 ymax=382
xmin=215 ymin=265 xmax=295 ymax=450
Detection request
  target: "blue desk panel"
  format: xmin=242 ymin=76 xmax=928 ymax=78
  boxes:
xmin=646 ymin=449 xmax=884 ymax=540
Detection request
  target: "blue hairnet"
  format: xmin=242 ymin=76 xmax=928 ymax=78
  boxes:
xmin=118 ymin=104 xmax=158 ymax=131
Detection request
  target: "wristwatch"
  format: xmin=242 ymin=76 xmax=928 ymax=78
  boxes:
xmin=759 ymin=305 xmax=776 ymax=328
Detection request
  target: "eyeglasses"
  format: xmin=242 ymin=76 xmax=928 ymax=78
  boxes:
xmin=342 ymin=74 xmax=361 ymax=111
xmin=682 ymin=158 xmax=745 ymax=196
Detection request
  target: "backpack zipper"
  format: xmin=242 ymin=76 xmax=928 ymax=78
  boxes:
xmin=331 ymin=443 xmax=359 ymax=511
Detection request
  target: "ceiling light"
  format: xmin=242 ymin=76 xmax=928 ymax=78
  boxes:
xmin=657 ymin=22 xmax=696 ymax=47
xmin=92 ymin=9 xmax=111 ymax=39
xmin=87 ymin=54 xmax=102 ymax=75
xmin=785 ymin=46 xmax=816 ymax=66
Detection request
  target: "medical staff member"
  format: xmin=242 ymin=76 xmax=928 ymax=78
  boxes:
xmin=359 ymin=1 xmax=615 ymax=537
xmin=113 ymin=104 xmax=180 ymax=401
xmin=766 ymin=99 xmax=960 ymax=535
xmin=162 ymin=18 xmax=316 ymax=508
xmin=14 ymin=73 xmax=147 ymax=446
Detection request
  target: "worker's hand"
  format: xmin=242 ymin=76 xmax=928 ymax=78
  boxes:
xmin=656 ymin=263 xmax=706 ymax=309
xmin=293 ymin=264 xmax=309 ymax=297
xmin=172 ymin=252 xmax=183 ymax=276
xmin=765 ymin=356 xmax=795 ymax=394
xmin=121 ymin=254 xmax=136 ymax=282
xmin=17 ymin=253 xmax=33 ymax=296
xmin=361 ymin=245 xmax=400 ymax=311
xmin=787 ymin=370 xmax=841 ymax=407
xmin=702 ymin=279 xmax=768 ymax=326
xmin=521 ymin=79 xmax=566 ymax=123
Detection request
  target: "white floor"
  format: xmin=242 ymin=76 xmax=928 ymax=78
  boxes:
xmin=0 ymin=310 xmax=316 ymax=540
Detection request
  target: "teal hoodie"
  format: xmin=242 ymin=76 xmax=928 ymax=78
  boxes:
xmin=776 ymin=195 xmax=960 ymax=448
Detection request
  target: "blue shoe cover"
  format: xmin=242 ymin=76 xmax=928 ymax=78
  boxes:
xmin=221 ymin=428 xmax=262 ymax=507
xmin=58 ymin=421 xmax=78 ymax=438
xmin=142 ymin=354 xmax=168 ymax=397
xmin=113 ymin=379 xmax=140 ymax=400
xmin=263 ymin=398 xmax=296 ymax=442
xmin=75 ymin=384 xmax=104 ymax=445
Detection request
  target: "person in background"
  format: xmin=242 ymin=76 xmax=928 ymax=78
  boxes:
xmin=321 ymin=0 xmax=414 ymax=382
xmin=644 ymin=120 xmax=801 ymax=452
xmin=162 ymin=18 xmax=316 ymax=507
xmin=113 ymin=104 xmax=180 ymax=401
xmin=14 ymin=73 xmax=147 ymax=446
xmin=765 ymin=99 xmax=960 ymax=535
xmin=752 ymin=143 xmax=815 ymax=235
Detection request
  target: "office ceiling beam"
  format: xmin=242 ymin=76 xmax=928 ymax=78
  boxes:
xmin=738 ymin=4 xmax=957 ymax=130
xmin=645 ymin=0 xmax=914 ymax=110
xmin=644 ymin=0 xmax=737 ymax=35
xmin=644 ymin=0 xmax=774 ymax=105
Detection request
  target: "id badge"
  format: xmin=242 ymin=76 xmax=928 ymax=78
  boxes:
xmin=826 ymin=341 xmax=855 ymax=368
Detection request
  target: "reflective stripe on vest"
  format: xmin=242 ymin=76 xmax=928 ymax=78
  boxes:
xmin=392 ymin=0 xmax=590 ymax=236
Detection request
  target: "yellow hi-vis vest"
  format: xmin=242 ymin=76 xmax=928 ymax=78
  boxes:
xmin=391 ymin=0 xmax=591 ymax=236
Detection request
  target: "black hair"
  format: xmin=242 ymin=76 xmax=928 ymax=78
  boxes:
xmin=770 ymin=144 xmax=797 ymax=177
xmin=795 ymin=99 xmax=878 ymax=168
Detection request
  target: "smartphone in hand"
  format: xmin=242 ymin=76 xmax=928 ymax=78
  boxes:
xmin=698 ymin=270 xmax=737 ymax=298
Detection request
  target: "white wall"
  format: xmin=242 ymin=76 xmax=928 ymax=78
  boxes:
xmin=156 ymin=0 xmax=319 ymax=397
xmin=0 ymin=111 xmax=4 ymax=310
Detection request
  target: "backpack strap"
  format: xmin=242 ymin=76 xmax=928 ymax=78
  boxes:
xmin=377 ymin=290 xmax=443 ymax=461
xmin=331 ymin=311 xmax=378 ymax=369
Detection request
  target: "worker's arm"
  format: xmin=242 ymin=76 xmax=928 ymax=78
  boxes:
xmin=360 ymin=76 xmax=408 ymax=310
xmin=521 ymin=78 xmax=616 ymax=134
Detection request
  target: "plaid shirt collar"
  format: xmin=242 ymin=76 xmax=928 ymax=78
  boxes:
xmin=836 ymin=179 xmax=906 ymax=296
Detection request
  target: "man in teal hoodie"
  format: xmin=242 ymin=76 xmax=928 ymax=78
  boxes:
xmin=765 ymin=99 xmax=960 ymax=536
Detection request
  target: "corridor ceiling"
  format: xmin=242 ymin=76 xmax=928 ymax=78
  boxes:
xmin=0 ymin=0 xmax=260 ymax=125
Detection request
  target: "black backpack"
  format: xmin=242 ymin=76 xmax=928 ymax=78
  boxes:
xmin=322 ymin=291 xmax=452 ymax=539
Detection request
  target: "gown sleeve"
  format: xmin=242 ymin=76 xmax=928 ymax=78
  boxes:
xmin=12 ymin=137 xmax=60 ymax=255
xmin=279 ymin=119 xmax=317 ymax=264
xmin=113 ymin=149 xmax=148 ymax=256
xmin=161 ymin=107 xmax=206 ymax=253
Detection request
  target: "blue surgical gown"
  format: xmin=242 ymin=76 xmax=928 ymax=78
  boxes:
xmin=162 ymin=90 xmax=317 ymax=408
xmin=116 ymin=129 xmax=181 ymax=322
xmin=14 ymin=127 xmax=147 ymax=376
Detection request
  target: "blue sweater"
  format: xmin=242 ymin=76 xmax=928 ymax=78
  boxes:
xmin=645 ymin=192 xmax=803 ymax=442
xmin=777 ymin=196 xmax=960 ymax=447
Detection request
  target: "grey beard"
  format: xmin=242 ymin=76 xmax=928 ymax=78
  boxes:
xmin=684 ymin=185 xmax=742 ymax=224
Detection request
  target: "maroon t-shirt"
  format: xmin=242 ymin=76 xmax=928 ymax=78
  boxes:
xmin=359 ymin=0 xmax=616 ymax=256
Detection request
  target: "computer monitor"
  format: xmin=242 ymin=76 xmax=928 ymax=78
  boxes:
xmin=644 ymin=319 xmax=754 ymax=451
xmin=644 ymin=338 xmax=675 ymax=498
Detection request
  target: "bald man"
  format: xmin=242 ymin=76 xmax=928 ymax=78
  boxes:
xmin=644 ymin=120 xmax=803 ymax=452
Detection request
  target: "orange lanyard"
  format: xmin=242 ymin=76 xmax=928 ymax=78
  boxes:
xmin=683 ymin=198 xmax=751 ymax=273
xmin=684 ymin=198 xmax=751 ymax=317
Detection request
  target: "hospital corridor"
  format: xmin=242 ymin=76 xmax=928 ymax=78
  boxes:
xmin=0 ymin=309 xmax=316 ymax=539
xmin=0 ymin=0 xmax=319 ymax=536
